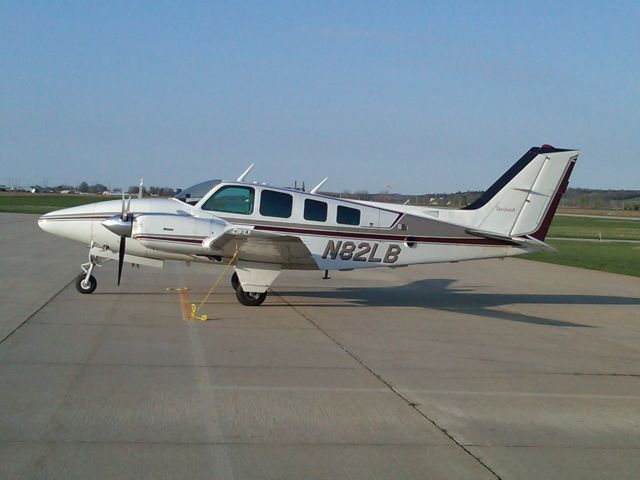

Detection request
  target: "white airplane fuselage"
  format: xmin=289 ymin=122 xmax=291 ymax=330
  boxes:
xmin=37 ymin=145 xmax=579 ymax=304
xmin=38 ymin=186 xmax=525 ymax=270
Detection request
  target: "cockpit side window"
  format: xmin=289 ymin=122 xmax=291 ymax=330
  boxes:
xmin=259 ymin=189 xmax=293 ymax=218
xmin=304 ymin=199 xmax=327 ymax=222
xmin=201 ymin=186 xmax=254 ymax=215
xmin=337 ymin=205 xmax=361 ymax=225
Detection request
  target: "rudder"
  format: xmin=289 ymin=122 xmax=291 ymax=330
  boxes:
xmin=464 ymin=145 xmax=579 ymax=239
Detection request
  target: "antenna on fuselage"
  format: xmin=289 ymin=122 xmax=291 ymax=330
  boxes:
xmin=310 ymin=177 xmax=328 ymax=194
xmin=237 ymin=164 xmax=254 ymax=182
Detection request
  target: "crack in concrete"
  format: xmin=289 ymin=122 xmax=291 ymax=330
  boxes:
xmin=0 ymin=277 xmax=75 ymax=345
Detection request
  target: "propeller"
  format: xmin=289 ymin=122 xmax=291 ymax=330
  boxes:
xmin=117 ymin=194 xmax=131 ymax=286
xmin=101 ymin=194 xmax=133 ymax=286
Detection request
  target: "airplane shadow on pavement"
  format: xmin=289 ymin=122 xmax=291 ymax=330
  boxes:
xmin=275 ymin=278 xmax=640 ymax=328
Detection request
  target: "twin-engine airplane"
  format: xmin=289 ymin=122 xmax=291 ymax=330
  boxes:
xmin=38 ymin=145 xmax=578 ymax=306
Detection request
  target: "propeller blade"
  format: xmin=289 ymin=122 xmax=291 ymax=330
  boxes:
xmin=126 ymin=194 xmax=132 ymax=221
xmin=121 ymin=193 xmax=127 ymax=220
xmin=117 ymin=236 xmax=126 ymax=286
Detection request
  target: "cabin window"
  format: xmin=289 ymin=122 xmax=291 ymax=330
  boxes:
xmin=304 ymin=199 xmax=327 ymax=222
xmin=337 ymin=205 xmax=361 ymax=225
xmin=260 ymin=189 xmax=293 ymax=218
xmin=201 ymin=186 xmax=254 ymax=215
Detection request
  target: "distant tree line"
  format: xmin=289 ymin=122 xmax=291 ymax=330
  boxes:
xmin=75 ymin=182 xmax=176 ymax=196
xmin=78 ymin=182 xmax=110 ymax=194
xmin=329 ymin=188 xmax=640 ymax=210
xmin=560 ymin=188 xmax=640 ymax=210
xmin=126 ymin=185 xmax=177 ymax=197
xmin=19 ymin=182 xmax=179 ymax=196
xmin=14 ymin=181 xmax=640 ymax=210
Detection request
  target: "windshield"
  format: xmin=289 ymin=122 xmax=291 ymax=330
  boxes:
xmin=175 ymin=180 xmax=221 ymax=205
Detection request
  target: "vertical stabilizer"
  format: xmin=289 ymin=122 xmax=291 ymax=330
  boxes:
xmin=463 ymin=146 xmax=579 ymax=239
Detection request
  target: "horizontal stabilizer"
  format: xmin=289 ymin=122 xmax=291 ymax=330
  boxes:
xmin=466 ymin=229 xmax=556 ymax=253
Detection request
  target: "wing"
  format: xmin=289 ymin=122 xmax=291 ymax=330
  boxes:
xmin=209 ymin=227 xmax=318 ymax=269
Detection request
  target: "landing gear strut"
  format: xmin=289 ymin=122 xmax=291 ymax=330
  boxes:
xmin=75 ymin=243 xmax=101 ymax=294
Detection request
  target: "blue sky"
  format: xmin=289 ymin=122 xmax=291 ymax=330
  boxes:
xmin=1 ymin=1 xmax=638 ymax=193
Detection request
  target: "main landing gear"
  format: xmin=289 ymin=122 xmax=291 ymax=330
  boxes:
xmin=75 ymin=244 xmax=101 ymax=294
xmin=235 ymin=288 xmax=267 ymax=306
xmin=230 ymin=271 xmax=268 ymax=306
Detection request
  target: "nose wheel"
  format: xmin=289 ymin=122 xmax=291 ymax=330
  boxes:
xmin=75 ymin=274 xmax=97 ymax=294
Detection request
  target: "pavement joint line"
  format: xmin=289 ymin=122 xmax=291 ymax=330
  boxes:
xmin=0 ymin=439 xmax=457 ymax=447
xmin=6 ymin=361 xmax=640 ymax=385
xmin=396 ymin=389 xmax=640 ymax=399
xmin=463 ymin=444 xmax=640 ymax=449
xmin=553 ymin=372 xmax=640 ymax=377
xmin=272 ymin=289 xmax=504 ymax=480
xmin=0 ymin=361 xmax=361 ymax=369
xmin=0 ymin=276 xmax=75 ymax=345
xmin=28 ymin=322 xmax=317 ymax=330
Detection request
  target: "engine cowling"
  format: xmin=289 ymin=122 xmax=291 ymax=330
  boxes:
xmin=132 ymin=213 xmax=229 ymax=255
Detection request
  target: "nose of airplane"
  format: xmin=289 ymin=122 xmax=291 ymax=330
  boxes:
xmin=37 ymin=211 xmax=55 ymax=234
xmin=36 ymin=203 xmax=97 ymax=243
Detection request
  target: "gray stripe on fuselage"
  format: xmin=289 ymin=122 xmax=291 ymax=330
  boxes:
xmin=218 ymin=213 xmax=473 ymax=239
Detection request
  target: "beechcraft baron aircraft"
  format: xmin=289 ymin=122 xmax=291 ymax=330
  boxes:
xmin=38 ymin=145 xmax=578 ymax=306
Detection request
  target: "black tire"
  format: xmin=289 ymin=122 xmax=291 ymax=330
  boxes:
xmin=231 ymin=272 xmax=240 ymax=291
xmin=235 ymin=286 xmax=267 ymax=306
xmin=75 ymin=274 xmax=97 ymax=294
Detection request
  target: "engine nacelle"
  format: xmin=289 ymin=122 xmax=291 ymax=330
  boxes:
xmin=132 ymin=213 xmax=228 ymax=255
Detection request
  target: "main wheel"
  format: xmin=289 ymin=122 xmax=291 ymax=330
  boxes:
xmin=235 ymin=286 xmax=267 ymax=306
xmin=231 ymin=272 xmax=240 ymax=291
xmin=75 ymin=274 xmax=97 ymax=294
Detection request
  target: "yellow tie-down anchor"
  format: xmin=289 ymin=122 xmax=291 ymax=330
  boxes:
xmin=190 ymin=303 xmax=208 ymax=321
xmin=170 ymin=245 xmax=239 ymax=322
xmin=165 ymin=287 xmax=197 ymax=321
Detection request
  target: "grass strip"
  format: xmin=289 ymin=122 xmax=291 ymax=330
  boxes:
xmin=550 ymin=216 xmax=640 ymax=241
xmin=523 ymin=239 xmax=640 ymax=278
xmin=0 ymin=195 xmax=110 ymax=214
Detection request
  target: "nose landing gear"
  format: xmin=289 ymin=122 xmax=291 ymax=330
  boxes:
xmin=75 ymin=243 xmax=102 ymax=294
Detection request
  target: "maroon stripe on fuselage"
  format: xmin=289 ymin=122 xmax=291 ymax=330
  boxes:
xmin=253 ymin=225 xmax=514 ymax=246
xmin=39 ymin=215 xmax=113 ymax=221
xmin=133 ymin=235 xmax=203 ymax=244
